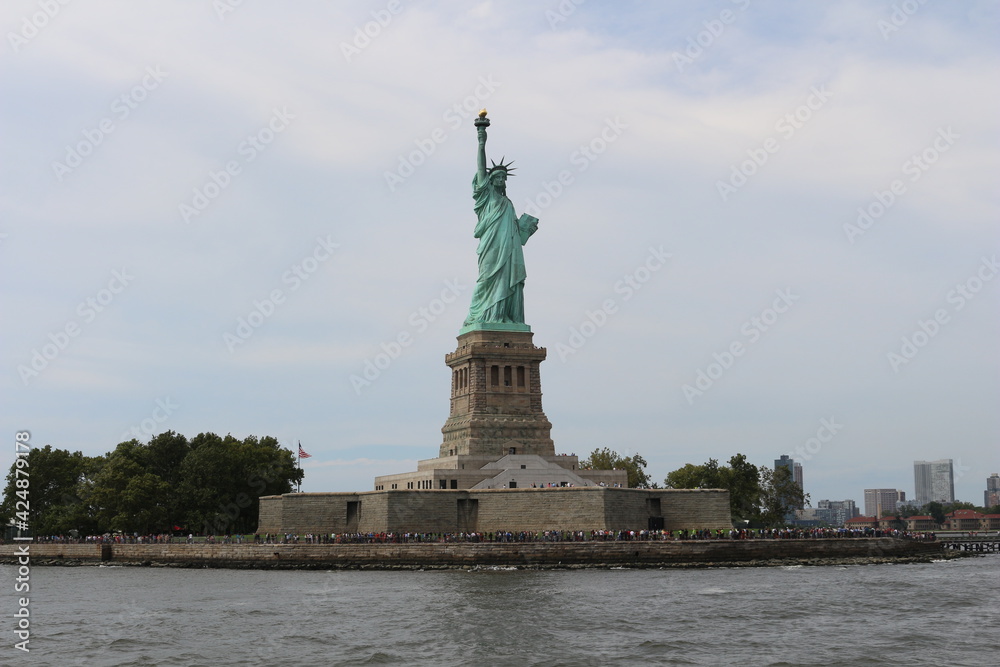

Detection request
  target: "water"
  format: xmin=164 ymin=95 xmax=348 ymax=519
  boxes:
xmin=5 ymin=555 xmax=998 ymax=666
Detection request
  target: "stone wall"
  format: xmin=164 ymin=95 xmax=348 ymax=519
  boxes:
xmin=258 ymin=487 xmax=732 ymax=535
xmin=655 ymin=489 xmax=732 ymax=530
xmin=0 ymin=544 xmax=103 ymax=560
xmin=474 ymin=488 xmax=607 ymax=531
xmin=0 ymin=539 xmax=944 ymax=568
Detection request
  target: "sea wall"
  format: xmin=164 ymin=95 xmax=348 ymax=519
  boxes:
xmin=0 ymin=539 xmax=944 ymax=569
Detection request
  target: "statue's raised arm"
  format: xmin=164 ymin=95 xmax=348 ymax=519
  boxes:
xmin=476 ymin=110 xmax=488 ymax=182
xmin=461 ymin=111 xmax=539 ymax=334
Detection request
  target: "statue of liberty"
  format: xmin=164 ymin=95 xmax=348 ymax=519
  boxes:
xmin=462 ymin=110 xmax=539 ymax=332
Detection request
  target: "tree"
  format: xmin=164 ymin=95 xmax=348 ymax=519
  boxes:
xmin=88 ymin=441 xmax=169 ymax=533
xmin=664 ymin=455 xmax=761 ymax=523
xmin=758 ymin=465 xmax=808 ymax=528
xmin=924 ymin=501 xmax=946 ymax=525
xmin=179 ymin=433 xmax=301 ymax=534
xmin=664 ymin=459 xmax=722 ymax=490
xmin=1 ymin=432 xmax=302 ymax=537
xmin=580 ymin=447 xmax=651 ymax=488
xmin=0 ymin=445 xmax=95 ymax=535
xmin=941 ymin=501 xmax=976 ymax=514
xmin=720 ymin=454 xmax=761 ymax=523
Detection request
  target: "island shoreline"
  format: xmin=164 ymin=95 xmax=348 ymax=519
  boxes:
xmin=2 ymin=538 xmax=972 ymax=570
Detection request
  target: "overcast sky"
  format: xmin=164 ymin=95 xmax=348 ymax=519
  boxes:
xmin=2 ymin=1 xmax=997 ymax=509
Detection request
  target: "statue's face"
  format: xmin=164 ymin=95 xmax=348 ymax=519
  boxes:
xmin=490 ymin=170 xmax=507 ymax=185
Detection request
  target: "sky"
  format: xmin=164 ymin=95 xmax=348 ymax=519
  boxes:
xmin=2 ymin=1 xmax=998 ymax=509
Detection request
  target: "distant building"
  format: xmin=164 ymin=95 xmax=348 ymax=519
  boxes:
xmin=844 ymin=516 xmax=878 ymax=530
xmin=793 ymin=463 xmax=803 ymax=509
xmin=817 ymin=499 xmax=858 ymax=526
xmin=913 ymin=459 xmax=954 ymax=506
xmin=775 ymin=455 xmax=793 ymax=476
xmin=792 ymin=507 xmax=830 ymax=525
xmin=774 ymin=455 xmax=804 ymax=510
xmin=905 ymin=515 xmax=940 ymax=531
xmin=944 ymin=509 xmax=983 ymax=531
xmin=878 ymin=515 xmax=908 ymax=530
xmin=864 ymin=489 xmax=904 ymax=518
xmin=985 ymin=473 xmax=1000 ymax=508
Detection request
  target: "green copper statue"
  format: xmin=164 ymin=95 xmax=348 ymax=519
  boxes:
xmin=461 ymin=110 xmax=539 ymax=333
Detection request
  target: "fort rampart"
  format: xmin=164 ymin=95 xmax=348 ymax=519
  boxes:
xmin=258 ymin=487 xmax=734 ymax=535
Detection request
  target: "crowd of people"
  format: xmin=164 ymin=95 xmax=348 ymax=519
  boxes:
xmin=21 ymin=526 xmax=936 ymax=545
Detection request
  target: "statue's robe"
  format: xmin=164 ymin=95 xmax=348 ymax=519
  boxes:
xmin=464 ymin=172 xmax=538 ymax=326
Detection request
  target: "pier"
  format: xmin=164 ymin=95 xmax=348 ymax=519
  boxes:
xmin=938 ymin=534 xmax=1000 ymax=553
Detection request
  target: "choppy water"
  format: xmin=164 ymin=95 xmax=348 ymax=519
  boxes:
xmin=3 ymin=555 xmax=998 ymax=666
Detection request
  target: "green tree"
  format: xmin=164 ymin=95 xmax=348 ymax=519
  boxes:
xmin=720 ymin=454 xmax=761 ymax=523
xmin=89 ymin=440 xmax=172 ymax=533
xmin=664 ymin=459 xmax=723 ymax=490
xmin=923 ymin=501 xmax=946 ymax=525
xmin=0 ymin=445 xmax=95 ymax=535
xmin=2 ymin=432 xmax=301 ymax=537
xmin=758 ymin=465 xmax=808 ymax=528
xmin=664 ymin=455 xmax=761 ymax=523
xmin=941 ymin=501 xmax=976 ymax=514
xmin=580 ymin=447 xmax=651 ymax=488
xmin=180 ymin=433 xmax=301 ymax=534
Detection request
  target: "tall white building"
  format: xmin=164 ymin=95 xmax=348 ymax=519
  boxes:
xmin=913 ymin=459 xmax=954 ymax=506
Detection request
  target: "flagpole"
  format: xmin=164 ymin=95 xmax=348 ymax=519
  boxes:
xmin=297 ymin=440 xmax=302 ymax=493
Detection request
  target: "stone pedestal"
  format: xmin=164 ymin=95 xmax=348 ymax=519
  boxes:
xmin=439 ymin=329 xmax=554 ymax=459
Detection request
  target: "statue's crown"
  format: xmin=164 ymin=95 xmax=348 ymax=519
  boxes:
xmin=488 ymin=157 xmax=516 ymax=176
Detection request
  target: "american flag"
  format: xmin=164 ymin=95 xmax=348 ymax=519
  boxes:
xmin=298 ymin=443 xmax=312 ymax=459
